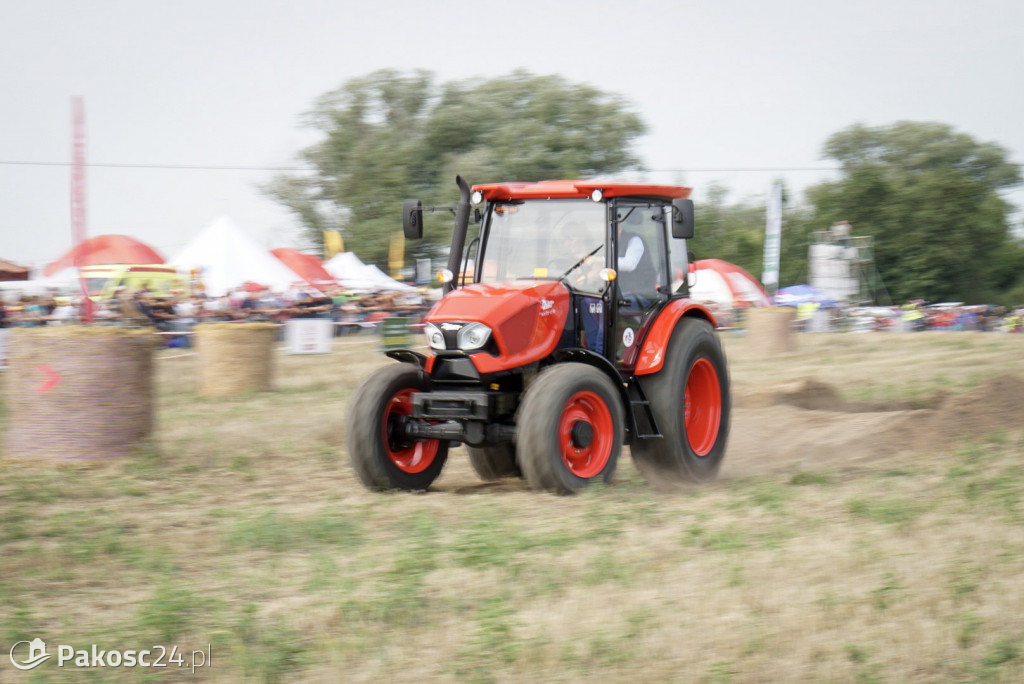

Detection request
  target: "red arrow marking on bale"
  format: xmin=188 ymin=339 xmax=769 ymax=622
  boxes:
xmin=35 ymin=364 xmax=61 ymax=393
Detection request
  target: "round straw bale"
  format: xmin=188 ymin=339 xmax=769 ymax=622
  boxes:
xmin=194 ymin=322 xmax=277 ymax=397
xmin=745 ymin=307 xmax=797 ymax=355
xmin=4 ymin=327 xmax=156 ymax=461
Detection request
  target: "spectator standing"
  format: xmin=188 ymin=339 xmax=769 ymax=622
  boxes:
xmin=49 ymin=298 xmax=80 ymax=325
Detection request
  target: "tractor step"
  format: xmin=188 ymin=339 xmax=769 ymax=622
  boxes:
xmin=627 ymin=383 xmax=661 ymax=440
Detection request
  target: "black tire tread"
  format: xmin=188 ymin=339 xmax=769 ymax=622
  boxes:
xmin=467 ymin=443 xmax=521 ymax=480
xmin=632 ymin=317 xmax=730 ymax=483
xmin=517 ymin=363 xmax=623 ymax=493
xmin=346 ymin=363 xmax=448 ymax=491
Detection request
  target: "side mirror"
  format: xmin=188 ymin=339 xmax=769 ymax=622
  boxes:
xmin=402 ymin=199 xmax=423 ymax=239
xmin=671 ymin=198 xmax=694 ymax=239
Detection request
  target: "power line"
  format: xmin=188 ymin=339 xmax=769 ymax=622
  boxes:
xmin=0 ymin=160 xmax=313 ymax=171
xmin=0 ymin=159 xmax=843 ymax=174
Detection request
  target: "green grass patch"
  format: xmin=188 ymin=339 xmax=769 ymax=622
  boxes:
xmin=225 ymin=509 xmax=364 ymax=552
xmin=847 ymin=496 xmax=926 ymax=524
xmin=136 ymin=581 xmax=203 ymax=642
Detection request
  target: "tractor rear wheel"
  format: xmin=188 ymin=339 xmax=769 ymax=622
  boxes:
xmin=346 ymin=363 xmax=449 ymax=491
xmin=632 ymin=317 xmax=730 ymax=483
xmin=467 ymin=443 xmax=521 ymax=480
xmin=517 ymin=363 xmax=623 ymax=493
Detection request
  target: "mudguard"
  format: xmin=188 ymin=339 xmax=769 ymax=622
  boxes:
xmin=633 ymin=299 xmax=718 ymax=375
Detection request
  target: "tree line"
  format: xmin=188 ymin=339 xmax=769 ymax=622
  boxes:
xmin=267 ymin=70 xmax=1024 ymax=307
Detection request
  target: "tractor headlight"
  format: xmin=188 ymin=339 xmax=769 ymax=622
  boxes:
xmin=424 ymin=322 xmax=446 ymax=350
xmin=456 ymin=322 xmax=492 ymax=351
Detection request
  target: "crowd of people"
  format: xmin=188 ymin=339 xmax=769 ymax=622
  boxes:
xmin=804 ymin=301 xmax=1024 ymax=333
xmin=707 ymin=299 xmax=1024 ymax=334
xmin=0 ymin=284 xmax=435 ymax=342
xmin=3 ymin=283 xmax=1022 ymax=343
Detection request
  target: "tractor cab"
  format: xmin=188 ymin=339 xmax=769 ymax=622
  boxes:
xmin=465 ymin=181 xmax=695 ymax=366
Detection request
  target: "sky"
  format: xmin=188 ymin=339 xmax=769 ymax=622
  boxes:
xmin=2 ymin=0 xmax=1023 ymax=269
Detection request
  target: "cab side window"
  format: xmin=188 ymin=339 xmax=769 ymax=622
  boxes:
xmin=615 ymin=204 xmax=669 ymax=308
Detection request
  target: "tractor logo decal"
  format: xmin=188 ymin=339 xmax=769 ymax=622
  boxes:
xmin=539 ymin=299 xmax=556 ymax=316
xmin=622 ymin=328 xmax=635 ymax=347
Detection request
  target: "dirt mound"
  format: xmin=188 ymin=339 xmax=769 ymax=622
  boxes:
xmin=736 ymin=378 xmax=945 ymax=413
xmin=773 ymin=379 xmax=850 ymax=412
xmin=882 ymin=374 xmax=1024 ymax=449
xmin=724 ymin=375 xmax=1024 ymax=477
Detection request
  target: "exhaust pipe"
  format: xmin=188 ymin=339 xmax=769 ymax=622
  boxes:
xmin=444 ymin=175 xmax=471 ymax=294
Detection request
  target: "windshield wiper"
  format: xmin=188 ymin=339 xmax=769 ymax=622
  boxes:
xmin=558 ymin=244 xmax=604 ymax=282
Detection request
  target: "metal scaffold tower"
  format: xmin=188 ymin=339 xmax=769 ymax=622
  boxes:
xmin=808 ymin=225 xmax=891 ymax=306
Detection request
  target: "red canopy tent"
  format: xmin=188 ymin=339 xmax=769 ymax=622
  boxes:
xmin=43 ymin=234 xmax=165 ymax=277
xmin=270 ymin=248 xmax=336 ymax=287
xmin=0 ymin=259 xmax=30 ymax=281
xmin=687 ymin=258 xmax=773 ymax=308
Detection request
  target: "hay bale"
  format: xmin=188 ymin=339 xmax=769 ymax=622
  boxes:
xmin=4 ymin=327 xmax=156 ymax=460
xmin=746 ymin=307 xmax=797 ymax=354
xmin=195 ymin=322 xmax=277 ymax=397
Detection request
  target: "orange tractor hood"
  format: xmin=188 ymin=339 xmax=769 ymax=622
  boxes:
xmin=425 ymin=281 xmax=570 ymax=374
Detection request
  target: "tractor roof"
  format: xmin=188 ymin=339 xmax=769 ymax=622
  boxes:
xmin=472 ymin=180 xmax=691 ymax=202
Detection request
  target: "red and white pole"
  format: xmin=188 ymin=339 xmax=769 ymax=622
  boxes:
xmin=70 ymin=96 xmax=94 ymax=322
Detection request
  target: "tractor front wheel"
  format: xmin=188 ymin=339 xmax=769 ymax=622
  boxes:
xmin=517 ymin=363 xmax=623 ymax=494
xmin=346 ymin=363 xmax=449 ymax=491
xmin=632 ymin=317 xmax=730 ymax=483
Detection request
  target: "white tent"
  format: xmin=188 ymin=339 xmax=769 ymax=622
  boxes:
xmin=363 ymin=264 xmax=415 ymax=292
xmin=324 ymin=252 xmax=414 ymax=292
xmin=0 ymin=267 xmax=81 ymax=297
xmin=170 ymin=217 xmax=306 ymax=297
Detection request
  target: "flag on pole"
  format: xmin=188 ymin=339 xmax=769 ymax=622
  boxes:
xmin=389 ymin=231 xmax=404 ymax=280
xmin=323 ymin=230 xmax=343 ymax=259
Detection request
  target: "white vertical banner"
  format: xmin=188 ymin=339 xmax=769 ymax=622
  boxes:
xmin=761 ymin=182 xmax=783 ymax=291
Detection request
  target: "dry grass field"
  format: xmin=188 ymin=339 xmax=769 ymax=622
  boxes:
xmin=2 ymin=330 xmax=1024 ymax=682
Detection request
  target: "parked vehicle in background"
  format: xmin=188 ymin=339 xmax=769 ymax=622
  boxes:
xmin=80 ymin=264 xmax=186 ymax=300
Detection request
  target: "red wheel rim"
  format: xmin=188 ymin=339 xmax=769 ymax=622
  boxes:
xmin=684 ymin=357 xmax=722 ymax=457
xmin=558 ymin=391 xmax=613 ymax=478
xmin=382 ymin=389 xmax=439 ymax=473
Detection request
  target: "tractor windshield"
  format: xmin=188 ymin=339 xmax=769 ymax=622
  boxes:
xmin=478 ymin=199 xmax=607 ymax=293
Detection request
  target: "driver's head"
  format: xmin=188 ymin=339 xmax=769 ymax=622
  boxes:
xmin=562 ymin=221 xmax=592 ymax=254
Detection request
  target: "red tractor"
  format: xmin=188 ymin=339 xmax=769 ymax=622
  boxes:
xmin=346 ymin=176 xmax=730 ymax=493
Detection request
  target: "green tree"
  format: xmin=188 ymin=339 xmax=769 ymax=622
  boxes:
xmin=690 ymin=184 xmax=765 ymax=276
xmin=689 ymin=183 xmax=813 ymax=293
xmin=805 ymin=121 xmax=1021 ymax=304
xmin=265 ymin=69 xmax=646 ymax=269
